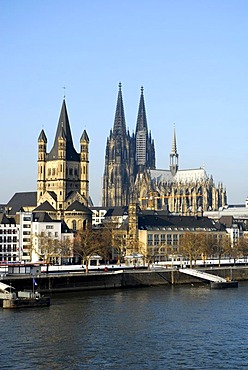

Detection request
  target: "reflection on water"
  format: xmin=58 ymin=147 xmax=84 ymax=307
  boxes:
xmin=1 ymin=283 xmax=248 ymax=369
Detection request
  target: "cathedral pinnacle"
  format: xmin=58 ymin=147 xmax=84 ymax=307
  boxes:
xmin=170 ymin=124 xmax=179 ymax=176
xmin=171 ymin=124 xmax=177 ymax=155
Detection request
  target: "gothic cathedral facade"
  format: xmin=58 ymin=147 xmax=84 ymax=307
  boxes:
xmin=102 ymin=84 xmax=227 ymax=214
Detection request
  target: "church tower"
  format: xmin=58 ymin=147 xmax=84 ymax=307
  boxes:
xmin=135 ymin=86 xmax=155 ymax=170
xmin=102 ymin=84 xmax=156 ymax=207
xmin=37 ymin=99 xmax=90 ymax=211
xmin=80 ymin=130 xmax=89 ymax=200
xmin=102 ymin=83 xmax=135 ymax=207
xmin=37 ymin=129 xmax=47 ymax=200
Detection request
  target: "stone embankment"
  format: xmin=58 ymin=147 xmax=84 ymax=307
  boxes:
xmin=1 ymin=266 xmax=248 ymax=293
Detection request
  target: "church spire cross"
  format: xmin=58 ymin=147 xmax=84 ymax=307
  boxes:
xmin=62 ymin=86 xmax=66 ymax=99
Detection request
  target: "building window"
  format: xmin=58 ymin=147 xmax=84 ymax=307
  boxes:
xmin=161 ymin=234 xmax=166 ymax=244
xmin=148 ymin=234 xmax=153 ymax=246
xmin=154 ymin=234 xmax=159 ymax=245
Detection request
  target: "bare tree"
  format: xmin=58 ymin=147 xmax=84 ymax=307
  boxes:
xmin=236 ymin=236 xmax=248 ymax=262
xmin=30 ymin=232 xmax=61 ymax=272
xmin=180 ymin=232 xmax=202 ymax=268
xmin=213 ymin=233 xmax=231 ymax=267
xmin=73 ymin=227 xmax=112 ymax=273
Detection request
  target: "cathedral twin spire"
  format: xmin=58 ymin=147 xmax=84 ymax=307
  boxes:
xmin=113 ymin=83 xmax=127 ymax=137
xmin=102 ymin=83 xmax=156 ymax=207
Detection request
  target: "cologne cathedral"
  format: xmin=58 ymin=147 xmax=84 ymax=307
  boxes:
xmin=102 ymin=84 xmax=227 ymax=214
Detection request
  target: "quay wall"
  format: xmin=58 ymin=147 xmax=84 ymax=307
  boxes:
xmin=2 ymin=266 xmax=248 ymax=293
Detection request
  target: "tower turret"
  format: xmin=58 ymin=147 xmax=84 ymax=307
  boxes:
xmin=80 ymin=130 xmax=89 ymax=201
xmin=37 ymin=129 xmax=47 ymax=204
xmin=57 ymin=126 xmax=66 ymax=207
xmin=170 ymin=125 xmax=178 ymax=176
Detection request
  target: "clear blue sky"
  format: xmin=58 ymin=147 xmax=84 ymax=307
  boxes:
xmin=1 ymin=0 xmax=247 ymax=205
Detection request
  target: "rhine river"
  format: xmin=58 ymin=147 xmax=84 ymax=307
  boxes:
xmin=1 ymin=282 xmax=248 ymax=370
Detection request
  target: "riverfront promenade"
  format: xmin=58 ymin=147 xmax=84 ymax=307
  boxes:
xmin=1 ymin=266 xmax=248 ymax=293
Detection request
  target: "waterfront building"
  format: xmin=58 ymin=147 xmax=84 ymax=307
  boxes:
xmin=31 ymin=212 xmax=74 ymax=264
xmin=0 ymin=213 xmax=18 ymax=263
xmin=102 ymin=84 xmax=227 ymax=214
xmin=15 ymin=210 xmax=74 ymax=264
xmin=16 ymin=210 xmax=32 ymax=263
xmin=110 ymin=203 xmax=228 ymax=262
xmin=218 ymin=216 xmax=244 ymax=248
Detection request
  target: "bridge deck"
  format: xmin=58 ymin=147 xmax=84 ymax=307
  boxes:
xmin=179 ymin=268 xmax=227 ymax=283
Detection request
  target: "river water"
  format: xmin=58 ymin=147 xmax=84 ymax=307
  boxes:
xmin=1 ymin=282 xmax=248 ymax=370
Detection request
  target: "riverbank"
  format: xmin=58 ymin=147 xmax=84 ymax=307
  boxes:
xmin=1 ymin=266 xmax=248 ymax=293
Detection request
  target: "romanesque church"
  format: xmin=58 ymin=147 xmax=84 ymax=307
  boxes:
xmin=36 ymin=99 xmax=92 ymax=230
xmin=102 ymin=84 xmax=227 ymax=214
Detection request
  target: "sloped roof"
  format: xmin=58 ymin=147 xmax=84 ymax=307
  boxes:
xmin=6 ymin=192 xmax=37 ymax=215
xmin=47 ymin=191 xmax=57 ymax=201
xmin=66 ymin=200 xmax=92 ymax=214
xmin=38 ymin=129 xmax=47 ymax=143
xmin=0 ymin=213 xmax=16 ymax=225
xmin=105 ymin=206 xmax=128 ymax=217
xmin=32 ymin=212 xmax=55 ymax=222
xmin=219 ymin=216 xmax=234 ymax=228
xmin=61 ymin=220 xmax=72 ymax=233
xmin=138 ymin=215 xmax=225 ymax=231
xmin=80 ymin=129 xmax=89 ymax=143
xmin=47 ymin=99 xmax=79 ymax=162
xmin=33 ymin=201 xmax=56 ymax=212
